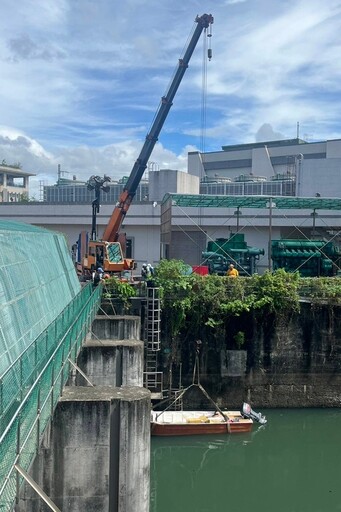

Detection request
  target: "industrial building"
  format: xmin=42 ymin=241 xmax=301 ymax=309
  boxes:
xmin=162 ymin=137 xmax=341 ymax=274
xmin=189 ymin=137 xmax=341 ymax=198
xmin=1 ymin=137 xmax=341 ymax=275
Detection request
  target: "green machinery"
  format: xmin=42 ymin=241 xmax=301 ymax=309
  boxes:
xmin=271 ymin=239 xmax=341 ymax=276
xmin=202 ymin=233 xmax=265 ymax=275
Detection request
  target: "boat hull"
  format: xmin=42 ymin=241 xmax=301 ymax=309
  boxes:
xmin=151 ymin=411 xmax=253 ymax=436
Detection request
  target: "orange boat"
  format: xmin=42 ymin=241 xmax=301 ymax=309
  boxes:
xmin=151 ymin=347 xmax=267 ymax=437
xmin=151 ymin=409 xmax=256 ymax=436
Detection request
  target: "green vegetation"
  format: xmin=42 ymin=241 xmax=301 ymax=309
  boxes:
xmin=154 ymin=261 xmax=301 ymax=346
xmin=18 ymin=193 xmax=37 ymax=203
xmin=233 ymin=331 xmax=245 ymax=349
xmin=298 ymin=276 xmax=341 ymax=303
xmin=99 ymin=260 xmax=341 ymax=357
xmin=103 ymin=277 xmax=137 ymax=310
xmin=154 ymin=259 xmax=194 ymax=350
xmin=1 ymin=159 xmax=22 ymax=169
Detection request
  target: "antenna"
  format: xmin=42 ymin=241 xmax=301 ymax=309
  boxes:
xmin=296 ymin=122 xmax=300 ymax=139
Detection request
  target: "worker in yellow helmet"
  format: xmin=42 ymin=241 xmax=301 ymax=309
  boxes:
xmin=227 ymin=264 xmax=239 ymax=277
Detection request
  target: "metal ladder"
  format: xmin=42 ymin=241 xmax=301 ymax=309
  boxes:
xmin=143 ymin=287 xmax=163 ymax=398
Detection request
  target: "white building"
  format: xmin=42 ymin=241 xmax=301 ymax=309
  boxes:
xmin=0 ymin=162 xmax=35 ymax=202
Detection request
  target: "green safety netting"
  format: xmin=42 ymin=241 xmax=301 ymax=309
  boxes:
xmin=0 ymin=220 xmax=102 ymax=509
xmin=0 ymin=220 xmax=81 ymax=377
xmin=0 ymin=283 xmax=101 ymax=510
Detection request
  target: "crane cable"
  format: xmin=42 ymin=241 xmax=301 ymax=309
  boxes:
xmin=196 ymin=26 xmax=212 ymax=265
xmin=200 ymin=26 xmax=211 ymax=155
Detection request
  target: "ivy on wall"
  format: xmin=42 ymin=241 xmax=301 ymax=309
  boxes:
xmin=102 ymin=261 xmax=341 ymax=365
xmin=154 ymin=261 xmax=301 ymax=349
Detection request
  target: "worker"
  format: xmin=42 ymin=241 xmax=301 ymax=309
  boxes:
xmin=93 ymin=268 xmax=103 ymax=287
xmin=141 ymin=263 xmax=155 ymax=286
xmin=227 ymin=264 xmax=239 ymax=277
xmin=96 ymin=246 xmax=104 ymax=267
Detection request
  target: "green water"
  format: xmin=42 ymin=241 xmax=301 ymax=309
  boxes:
xmin=150 ymin=409 xmax=341 ymax=512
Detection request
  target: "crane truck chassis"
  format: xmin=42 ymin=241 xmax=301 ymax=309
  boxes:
xmin=76 ymin=14 xmax=214 ymax=279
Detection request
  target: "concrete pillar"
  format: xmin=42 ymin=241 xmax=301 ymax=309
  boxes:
xmin=89 ymin=316 xmax=140 ymax=341
xmin=75 ymin=340 xmax=144 ymax=387
xmin=18 ymin=386 xmax=151 ymax=512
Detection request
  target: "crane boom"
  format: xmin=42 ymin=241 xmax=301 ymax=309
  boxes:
xmin=102 ymin=13 xmax=214 ymax=242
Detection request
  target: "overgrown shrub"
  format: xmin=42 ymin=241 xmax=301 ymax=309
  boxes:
xmin=103 ymin=277 xmax=137 ymax=309
xmin=155 ymin=261 xmax=301 ymax=347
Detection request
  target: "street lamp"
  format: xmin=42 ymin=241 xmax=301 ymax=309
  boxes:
xmin=86 ymin=175 xmax=111 ymax=241
xmin=234 ymin=206 xmax=242 ymax=233
xmin=311 ymin=208 xmax=318 ymax=239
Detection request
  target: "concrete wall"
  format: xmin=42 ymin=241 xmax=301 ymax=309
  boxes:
xmin=181 ymin=302 xmax=341 ymax=410
xmin=75 ymin=314 xmax=144 ymax=386
xmin=149 ymin=169 xmax=199 ymax=201
xmin=18 ymin=309 xmax=150 ymax=511
xmin=300 ymin=158 xmax=341 ymax=197
xmin=89 ymin=315 xmax=141 ymax=341
xmin=326 ymin=139 xmax=341 ymax=158
xmin=251 ymin=147 xmax=275 ymax=177
xmin=18 ymin=387 xmax=151 ymax=512
xmin=169 ymin=229 xmax=208 ymax=266
xmin=75 ymin=340 xmax=144 ymax=387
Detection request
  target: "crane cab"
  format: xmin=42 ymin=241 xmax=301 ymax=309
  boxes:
xmin=76 ymin=234 xmax=136 ymax=279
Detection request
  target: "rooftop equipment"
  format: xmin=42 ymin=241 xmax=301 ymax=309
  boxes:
xmin=234 ymin=174 xmax=267 ymax=183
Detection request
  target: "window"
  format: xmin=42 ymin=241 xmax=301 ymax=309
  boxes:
xmin=107 ymin=242 xmax=123 ymax=263
xmin=126 ymin=238 xmax=134 ymax=259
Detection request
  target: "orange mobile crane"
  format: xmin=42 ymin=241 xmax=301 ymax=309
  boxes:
xmin=77 ymin=13 xmax=214 ymax=278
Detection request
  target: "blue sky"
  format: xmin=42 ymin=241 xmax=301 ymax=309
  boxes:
xmin=1 ymin=0 xmax=341 ymax=198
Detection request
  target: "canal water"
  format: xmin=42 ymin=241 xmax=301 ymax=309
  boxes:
xmin=150 ymin=409 xmax=341 ymax=512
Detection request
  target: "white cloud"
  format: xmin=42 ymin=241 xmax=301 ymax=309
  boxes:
xmin=224 ymin=0 xmax=248 ymax=4
xmin=1 ymin=0 xmax=341 ymax=193
xmin=255 ymin=124 xmax=286 ymax=142
xmin=0 ymin=127 xmax=191 ymax=199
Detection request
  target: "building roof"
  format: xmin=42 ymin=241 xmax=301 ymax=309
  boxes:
xmin=0 ymin=164 xmax=36 ymax=177
xmin=163 ymin=193 xmax=341 ymax=211
xmin=221 ymin=138 xmax=307 ymax=152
